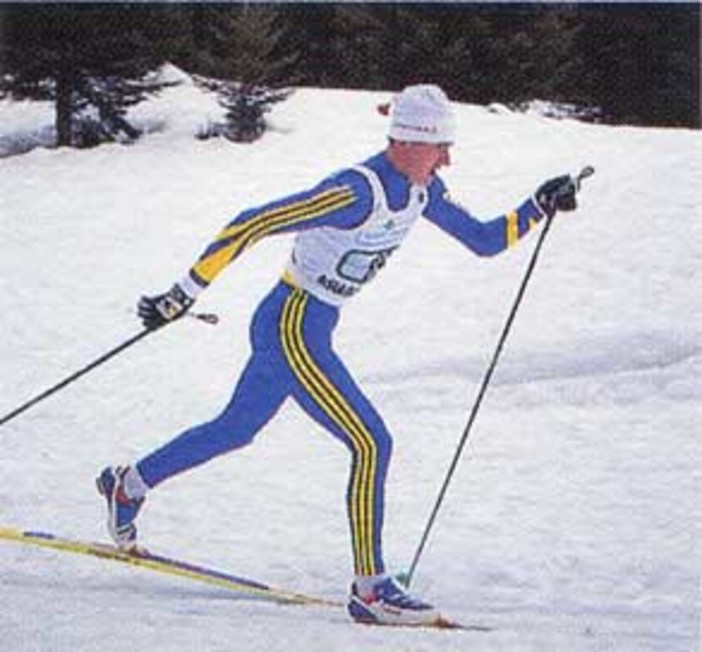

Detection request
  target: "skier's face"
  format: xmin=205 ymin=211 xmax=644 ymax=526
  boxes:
xmin=389 ymin=141 xmax=452 ymax=185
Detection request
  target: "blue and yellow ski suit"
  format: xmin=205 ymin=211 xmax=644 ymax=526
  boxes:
xmin=136 ymin=151 xmax=545 ymax=577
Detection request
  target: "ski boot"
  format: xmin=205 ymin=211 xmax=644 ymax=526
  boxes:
xmin=96 ymin=466 xmax=145 ymax=552
xmin=348 ymin=576 xmax=441 ymax=627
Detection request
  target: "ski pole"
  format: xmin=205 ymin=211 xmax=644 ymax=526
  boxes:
xmin=0 ymin=311 xmax=219 ymax=428
xmin=400 ymin=166 xmax=595 ymax=587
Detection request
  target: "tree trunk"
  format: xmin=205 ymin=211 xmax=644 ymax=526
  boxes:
xmin=55 ymin=65 xmax=74 ymax=147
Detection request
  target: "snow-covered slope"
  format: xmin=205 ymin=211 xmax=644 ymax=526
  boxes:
xmin=1 ymin=77 xmax=700 ymax=651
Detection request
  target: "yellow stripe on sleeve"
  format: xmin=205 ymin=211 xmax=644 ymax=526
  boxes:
xmin=506 ymin=210 xmax=519 ymax=248
xmin=193 ymin=187 xmax=357 ymax=284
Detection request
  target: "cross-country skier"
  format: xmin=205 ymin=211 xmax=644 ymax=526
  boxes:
xmin=97 ymin=84 xmax=580 ymax=626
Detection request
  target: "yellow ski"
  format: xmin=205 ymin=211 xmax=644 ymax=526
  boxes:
xmin=0 ymin=525 xmax=340 ymax=608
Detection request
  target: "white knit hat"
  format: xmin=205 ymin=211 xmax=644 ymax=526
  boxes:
xmin=388 ymin=84 xmax=456 ymax=144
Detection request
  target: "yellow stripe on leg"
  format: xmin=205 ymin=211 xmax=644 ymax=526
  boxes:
xmin=280 ymin=291 xmax=379 ymax=576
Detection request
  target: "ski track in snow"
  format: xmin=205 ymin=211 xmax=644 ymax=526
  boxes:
xmin=0 ymin=79 xmax=700 ymax=651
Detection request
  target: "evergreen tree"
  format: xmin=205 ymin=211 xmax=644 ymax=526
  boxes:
xmin=194 ymin=74 xmax=291 ymax=143
xmin=0 ymin=4 xmax=169 ymax=147
xmin=574 ymin=4 xmax=700 ymax=127
xmin=1 ymin=2 xmax=697 ymax=139
xmin=274 ymin=3 xmax=698 ymax=128
xmin=276 ymin=4 xmax=340 ymax=87
xmin=182 ymin=5 xmax=297 ymax=85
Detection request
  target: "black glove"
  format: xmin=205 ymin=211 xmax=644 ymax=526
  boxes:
xmin=137 ymin=284 xmax=194 ymax=330
xmin=535 ymin=175 xmax=577 ymax=218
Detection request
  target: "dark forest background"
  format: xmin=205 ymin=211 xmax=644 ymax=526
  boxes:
xmin=1 ymin=2 xmax=699 ymax=144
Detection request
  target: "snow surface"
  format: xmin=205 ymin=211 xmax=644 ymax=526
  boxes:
xmin=1 ymin=78 xmax=700 ymax=652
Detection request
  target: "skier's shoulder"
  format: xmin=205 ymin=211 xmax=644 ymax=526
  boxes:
xmin=321 ymin=152 xmax=388 ymax=202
